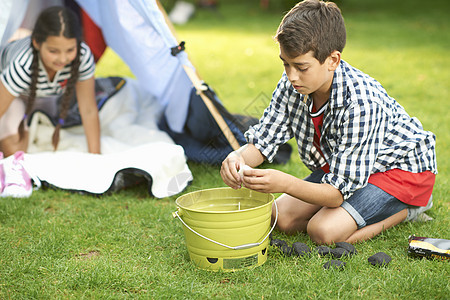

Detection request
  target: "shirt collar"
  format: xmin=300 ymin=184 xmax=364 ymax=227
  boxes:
xmin=329 ymin=59 xmax=350 ymax=108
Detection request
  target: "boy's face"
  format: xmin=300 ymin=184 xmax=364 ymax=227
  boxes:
xmin=279 ymin=48 xmax=339 ymax=100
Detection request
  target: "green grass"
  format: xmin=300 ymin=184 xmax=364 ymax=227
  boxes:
xmin=1 ymin=0 xmax=449 ymax=298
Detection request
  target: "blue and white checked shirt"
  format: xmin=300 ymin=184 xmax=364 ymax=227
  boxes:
xmin=245 ymin=60 xmax=437 ymax=200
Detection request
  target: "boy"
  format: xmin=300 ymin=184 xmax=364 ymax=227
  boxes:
xmin=220 ymin=0 xmax=437 ymax=245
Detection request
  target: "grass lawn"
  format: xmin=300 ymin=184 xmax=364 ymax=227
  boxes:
xmin=1 ymin=0 xmax=449 ymax=298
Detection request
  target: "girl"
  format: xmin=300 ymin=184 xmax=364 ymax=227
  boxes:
xmin=0 ymin=6 xmax=101 ymax=157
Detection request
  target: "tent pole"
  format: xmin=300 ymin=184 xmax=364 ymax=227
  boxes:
xmin=156 ymin=0 xmax=241 ymax=151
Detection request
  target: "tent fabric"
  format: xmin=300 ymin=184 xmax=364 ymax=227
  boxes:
xmin=74 ymin=0 xmax=193 ymax=133
xmin=80 ymin=9 xmax=106 ymax=62
xmin=0 ymin=0 xmax=29 ymax=46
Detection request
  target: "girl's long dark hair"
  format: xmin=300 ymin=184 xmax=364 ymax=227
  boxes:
xmin=20 ymin=6 xmax=82 ymax=150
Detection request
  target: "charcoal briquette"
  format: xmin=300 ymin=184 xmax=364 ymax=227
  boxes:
xmin=323 ymin=260 xmax=346 ymax=270
xmin=281 ymin=244 xmax=293 ymax=256
xmin=270 ymin=238 xmax=288 ymax=249
xmin=292 ymin=242 xmax=311 ymax=257
xmin=330 ymin=247 xmax=350 ymax=258
xmin=368 ymin=252 xmax=392 ymax=267
xmin=335 ymin=241 xmax=357 ymax=255
xmin=315 ymin=245 xmax=332 ymax=256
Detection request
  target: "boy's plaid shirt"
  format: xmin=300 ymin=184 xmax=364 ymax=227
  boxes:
xmin=245 ymin=60 xmax=437 ymax=200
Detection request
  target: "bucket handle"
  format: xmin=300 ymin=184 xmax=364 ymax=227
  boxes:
xmin=173 ymin=200 xmax=278 ymax=250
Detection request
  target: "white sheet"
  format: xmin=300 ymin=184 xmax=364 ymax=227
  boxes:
xmin=24 ymin=79 xmax=192 ymax=198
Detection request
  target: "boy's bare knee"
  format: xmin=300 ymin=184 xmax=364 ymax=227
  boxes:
xmin=307 ymin=219 xmax=338 ymax=245
xmin=272 ymin=200 xmax=303 ymax=235
xmin=272 ymin=196 xmax=322 ymax=235
xmin=307 ymin=207 xmax=358 ymax=245
xmin=272 ymin=207 xmax=294 ymax=233
xmin=275 ymin=217 xmax=295 ymax=234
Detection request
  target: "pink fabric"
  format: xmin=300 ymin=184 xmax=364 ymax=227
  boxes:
xmin=2 ymin=151 xmax=32 ymax=197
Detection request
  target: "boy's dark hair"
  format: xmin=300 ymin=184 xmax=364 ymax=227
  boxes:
xmin=19 ymin=6 xmax=82 ymax=151
xmin=275 ymin=0 xmax=346 ymax=64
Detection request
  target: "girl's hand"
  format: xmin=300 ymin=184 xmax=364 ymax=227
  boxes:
xmin=220 ymin=151 xmax=245 ymax=189
xmin=241 ymin=168 xmax=291 ymax=194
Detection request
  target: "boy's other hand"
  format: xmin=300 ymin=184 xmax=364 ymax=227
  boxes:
xmin=220 ymin=151 xmax=245 ymax=189
xmin=241 ymin=168 xmax=289 ymax=194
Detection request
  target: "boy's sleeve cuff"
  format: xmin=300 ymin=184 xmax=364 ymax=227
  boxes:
xmin=321 ymin=172 xmax=353 ymax=200
xmin=245 ymin=128 xmax=279 ymax=163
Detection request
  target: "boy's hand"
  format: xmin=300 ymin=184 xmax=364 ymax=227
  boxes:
xmin=220 ymin=151 xmax=245 ymax=189
xmin=241 ymin=168 xmax=289 ymax=194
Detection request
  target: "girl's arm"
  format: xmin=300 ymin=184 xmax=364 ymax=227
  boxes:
xmin=0 ymin=81 xmax=16 ymax=117
xmin=75 ymin=76 xmax=101 ymax=154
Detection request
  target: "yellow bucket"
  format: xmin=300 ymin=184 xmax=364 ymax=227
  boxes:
xmin=173 ymin=187 xmax=277 ymax=271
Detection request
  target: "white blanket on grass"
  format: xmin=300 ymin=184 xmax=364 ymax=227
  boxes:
xmin=23 ymin=79 xmax=192 ymax=198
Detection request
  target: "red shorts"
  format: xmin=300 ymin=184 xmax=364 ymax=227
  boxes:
xmin=368 ymin=169 xmax=435 ymax=206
